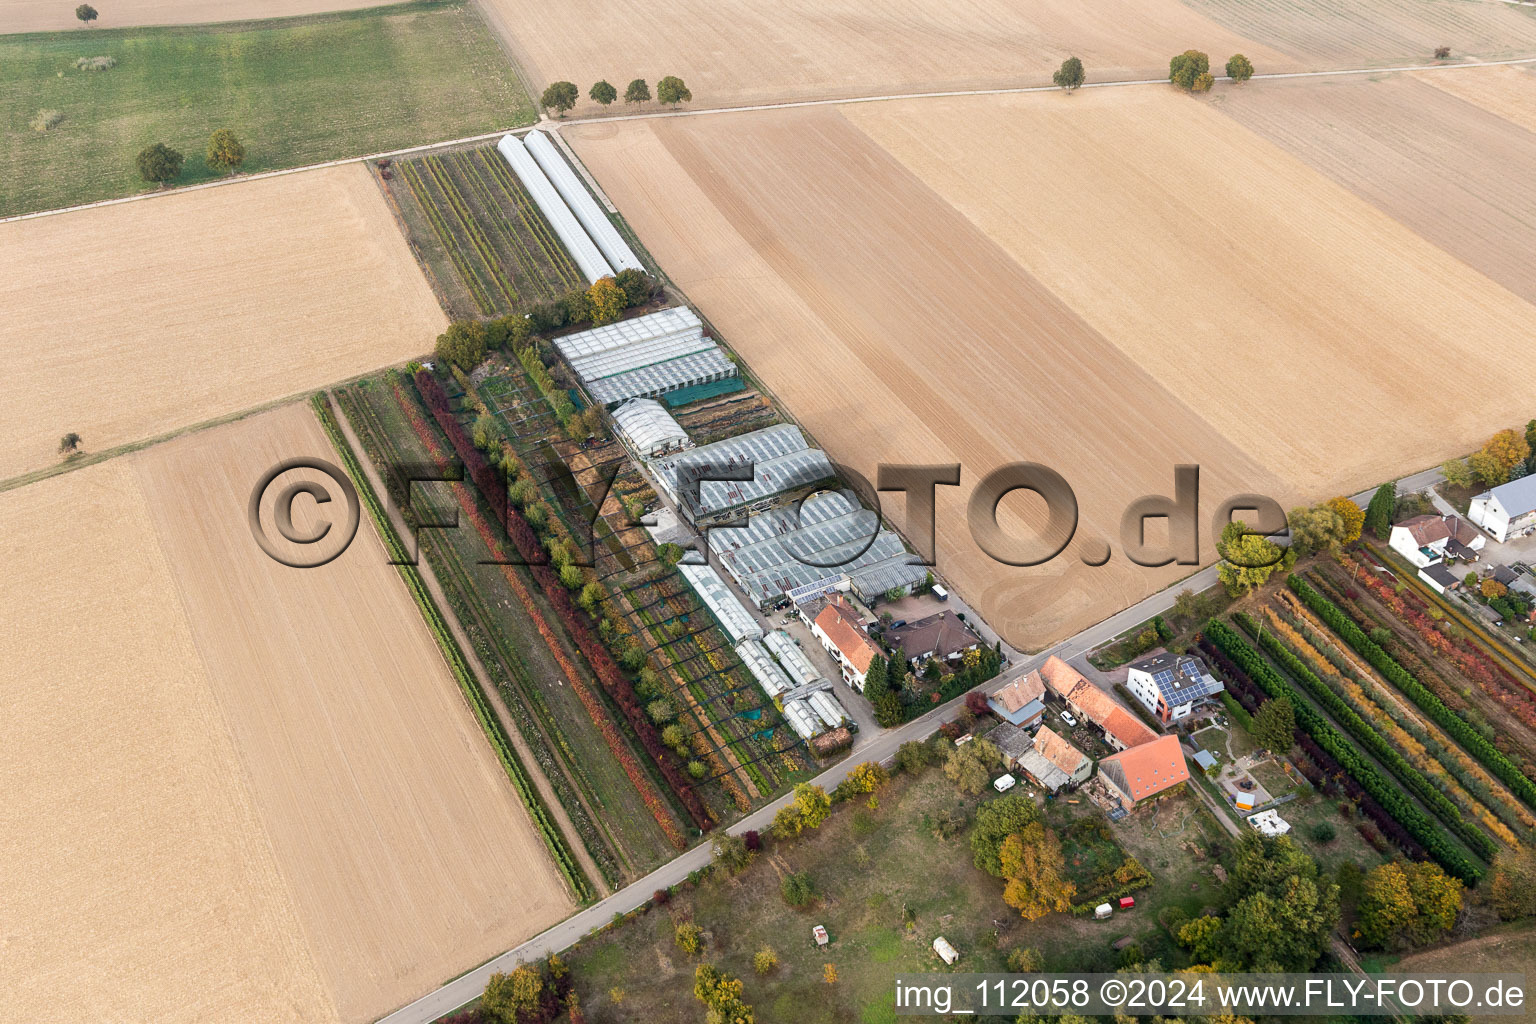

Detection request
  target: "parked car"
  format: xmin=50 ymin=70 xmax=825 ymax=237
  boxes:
xmin=1060 ymin=710 xmax=1078 ymax=728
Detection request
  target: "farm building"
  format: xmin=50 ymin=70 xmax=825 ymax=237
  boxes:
xmin=808 ymin=594 xmax=880 ymax=691
xmin=985 ymin=721 xmax=1034 ymax=768
xmin=987 ymin=670 xmax=1045 ymax=729
xmin=782 ymin=698 xmax=823 ymax=740
xmin=1124 ymin=652 xmax=1223 ymax=723
xmin=734 ymin=637 xmax=793 ymax=699
xmin=1389 ymin=513 xmax=1485 ymax=567
xmin=1419 ymin=562 xmax=1462 ymax=595
xmin=886 ymin=610 xmax=982 ymax=669
xmin=611 ymin=398 xmax=690 ymax=458
xmin=1009 ymin=725 xmax=1090 ymax=794
xmin=1247 ymin=810 xmax=1291 ymax=836
xmin=1039 ymin=656 xmax=1157 ymax=751
xmin=553 ymin=306 xmax=737 ymax=408
xmin=653 ymin=423 xmax=835 ymax=526
xmin=522 ymin=129 xmax=644 ymax=274
xmin=1470 ymin=476 xmax=1536 ymax=542
xmin=676 ymin=561 xmax=762 ymax=643
xmin=496 ymin=133 xmax=613 ymax=283
xmin=709 ymin=490 xmax=924 ymax=609
xmin=762 ymin=629 xmax=824 ymax=688
xmin=1097 ymin=735 xmax=1189 ymax=809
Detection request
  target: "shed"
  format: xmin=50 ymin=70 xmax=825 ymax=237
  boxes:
xmin=813 ymin=925 xmax=829 ymax=947
xmin=1247 ymin=810 xmax=1291 ymax=836
xmin=1193 ymin=749 xmax=1217 ymax=772
xmin=1119 ymin=896 xmax=1136 ymax=910
xmin=1234 ymin=791 xmax=1256 ymax=812
xmin=932 ymin=936 xmax=958 ymax=965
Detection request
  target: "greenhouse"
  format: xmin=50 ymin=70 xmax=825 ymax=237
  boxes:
xmin=734 ymin=638 xmax=793 ymax=699
xmin=762 ymin=629 xmax=823 ymax=689
xmin=782 ymin=698 xmax=824 ymax=740
xmin=553 ymin=307 xmax=738 ymax=407
xmin=586 ymin=350 xmax=737 ymax=407
xmin=807 ymin=690 xmax=849 ymax=730
xmin=653 ymin=424 xmax=834 ymax=524
xmin=496 ymin=133 xmax=613 ymax=283
xmin=523 ymin=129 xmax=645 ymax=274
xmin=610 ymin=398 xmax=690 ymax=458
xmin=676 ymin=560 xmax=761 ymax=643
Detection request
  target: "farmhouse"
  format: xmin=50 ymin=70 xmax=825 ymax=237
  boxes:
xmin=611 ymin=398 xmax=690 ymax=458
xmin=809 ymin=595 xmax=880 ymax=691
xmin=1015 ymin=725 xmax=1092 ymax=793
xmin=1389 ymin=513 xmax=1485 ymax=567
xmin=554 ymin=306 xmax=738 ymax=408
xmin=1469 ymin=476 xmax=1536 ymax=543
xmin=986 ymin=670 xmax=1046 ymax=729
xmin=886 ymin=610 xmax=982 ymax=670
xmin=1038 ymin=655 xmax=1157 ymax=751
xmin=709 ymin=489 xmax=925 ymax=609
xmin=1124 ymin=652 xmax=1224 ymax=724
xmin=1096 ymin=734 xmax=1189 ymax=809
xmin=653 ymin=423 xmax=834 ymax=526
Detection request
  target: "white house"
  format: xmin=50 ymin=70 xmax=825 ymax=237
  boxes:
xmin=1418 ymin=562 xmax=1462 ymax=596
xmin=809 ymin=595 xmax=879 ymax=691
xmin=1125 ymin=652 xmax=1223 ymax=724
xmin=1469 ymin=476 xmax=1536 ymax=543
xmin=1389 ymin=513 xmax=1486 ymax=567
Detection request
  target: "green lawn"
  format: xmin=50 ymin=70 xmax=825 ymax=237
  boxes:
xmin=1 ymin=1 xmax=532 ymax=216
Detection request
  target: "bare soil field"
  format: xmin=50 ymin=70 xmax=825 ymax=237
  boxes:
xmin=569 ymin=84 xmax=1536 ymax=649
xmin=0 ymin=404 xmax=571 ymax=1024
xmin=479 ymin=0 xmax=1286 ymax=111
xmin=840 ymin=88 xmax=1536 ymax=495
xmin=1214 ymin=72 xmax=1536 ymax=307
xmin=0 ymin=0 xmax=386 ymax=33
xmin=1180 ymin=0 xmax=1536 ymax=66
xmin=569 ymin=110 xmax=1285 ymax=651
xmin=0 ymin=164 xmax=444 ymax=484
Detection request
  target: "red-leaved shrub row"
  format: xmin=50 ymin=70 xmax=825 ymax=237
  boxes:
xmin=416 ymin=371 xmax=713 ymax=831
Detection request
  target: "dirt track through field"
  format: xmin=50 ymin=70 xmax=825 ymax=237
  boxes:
xmin=0 ymin=164 xmax=444 ymax=483
xmin=0 ymin=0 xmax=388 ymax=33
xmin=1 ymin=403 xmax=572 ymax=1024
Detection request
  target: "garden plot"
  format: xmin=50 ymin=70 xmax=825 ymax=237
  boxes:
xmin=0 ymin=163 xmax=444 ymax=484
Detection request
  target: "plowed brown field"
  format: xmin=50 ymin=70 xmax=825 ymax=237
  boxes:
xmin=568 ymin=83 xmax=1536 ymax=649
xmin=0 ymin=164 xmax=445 ymax=484
xmin=0 ymin=0 xmax=386 ymax=33
xmin=0 ymin=403 xmax=571 ymax=1024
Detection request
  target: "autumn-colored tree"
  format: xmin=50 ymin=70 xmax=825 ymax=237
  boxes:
xmin=971 ymin=791 xmax=1040 ymax=876
xmin=1356 ymin=863 xmax=1419 ymax=948
xmin=823 ymin=963 xmax=838 ymax=984
xmin=482 ymin=965 xmax=542 ymax=1024
xmin=657 ymin=75 xmax=692 ymax=106
xmin=1192 ymin=71 xmax=1215 ymax=92
xmin=1489 ymin=848 xmax=1536 ymax=920
xmin=845 ymin=761 xmax=889 ymax=794
xmin=675 ymin=921 xmax=704 ymax=955
xmin=1403 ymin=862 xmax=1462 ymax=945
xmin=1226 ymin=53 xmax=1254 ymax=81
xmin=1482 ymin=428 xmax=1531 ymax=478
xmin=1217 ymin=520 xmax=1283 ymax=596
xmin=1441 ymin=458 xmax=1473 ymax=489
xmin=999 ymin=822 xmax=1076 ymax=919
xmin=1169 ymin=49 xmax=1210 ymax=90
xmin=1178 ymin=914 xmax=1223 ymax=963
xmin=587 ymin=276 xmax=625 ymax=325
xmin=1326 ymin=496 xmax=1365 ymax=543
xmin=1287 ymin=504 xmax=1347 ymax=556
xmin=1481 ymin=577 xmax=1509 ymax=599
xmin=753 ymin=947 xmax=779 ymax=974
xmin=694 ymin=964 xmax=754 ymax=1023
xmin=772 ymin=783 xmax=831 ymax=837
xmin=945 ymin=737 xmax=1001 ymax=795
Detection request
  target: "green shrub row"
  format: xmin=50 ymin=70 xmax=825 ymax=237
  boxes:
xmin=422 ymin=154 xmax=519 ymax=307
xmin=310 ymin=393 xmax=594 ymax=901
xmin=481 ymin=146 xmax=584 ymax=291
xmin=399 ymin=160 xmax=496 ymax=314
xmin=1289 ymin=575 xmax=1536 ymax=810
xmin=1241 ymin=613 xmax=1496 ymax=862
xmin=1206 ymin=617 xmax=1482 ymax=882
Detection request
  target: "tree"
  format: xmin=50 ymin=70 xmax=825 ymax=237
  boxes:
xmin=1177 ymin=914 xmax=1223 ymax=963
xmin=845 ymin=761 xmax=888 ymax=794
xmin=863 ymin=654 xmax=889 ymax=699
xmin=1192 ymin=71 xmax=1215 ymax=92
xmin=1441 ymin=458 xmax=1473 ymax=489
xmin=1470 ymin=449 xmax=1508 ymax=487
xmin=712 ymin=832 xmax=753 ymax=874
xmin=1480 ymin=576 xmax=1508 ymax=600
xmin=657 ymin=75 xmax=692 ymax=106
xmin=1251 ymin=695 xmax=1295 ymax=752
xmin=76 ymin=3 xmax=97 ymax=25
xmin=1221 ymin=834 xmax=1339 ymax=970
xmin=970 ymin=791 xmax=1040 ymax=876
xmin=1403 ymin=861 xmax=1462 ymax=945
xmin=999 ymin=823 xmax=1076 ymax=919
xmin=1225 ymin=53 xmax=1254 ymax=81
xmin=694 ymin=965 xmax=754 ymax=1024
xmin=624 ymin=78 xmax=650 ymax=105
xmin=781 ymin=871 xmax=815 ymax=907
xmin=1286 ymin=504 xmax=1346 ymax=557
xmin=1481 ymin=428 xmax=1531 ymax=479
xmin=1364 ymin=482 xmax=1395 ymax=540
xmin=205 ymin=129 xmax=245 ymax=175
xmin=1007 ymin=947 xmax=1043 ymax=972
xmin=772 ymin=783 xmax=831 ymax=837
xmin=675 ymin=921 xmax=704 ymax=954
xmin=1052 ymin=56 xmax=1085 ymax=92
xmin=136 ymin=142 xmax=183 ymax=186
xmin=1489 ymin=848 xmax=1536 ymax=920
xmin=1357 ymin=863 xmax=1417 ymax=948
xmin=482 ymin=965 xmax=542 ymax=1024
xmin=1217 ymin=520 xmax=1283 ymax=596
xmin=1526 ymin=420 xmax=1536 ymax=470
xmin=434 ymin=319 xmax=488 ymax=371
xmin=1326 ymin=496 xmax=1365 ymax=543
xmin=1169 ymin=50 xmax=1210 ymax=91
xmin=753 ymin=947 xmax=779 ymax=974
xmin=540 ymin=80 xmax=578 ymax=115
xmin=589 ymin=79 xmax=617 ymax=105
xmin=945 ymin=737 xmax=1001 ymax=795
xmin=822 ymin=962 xmax=838 ymax=984
xmin=1434 ymin=45 xmax=1451 ymax=59
xmin=873 ymin=691 xmax=904 ymax=727
xmin=614 ymin=267 xmax=657 ymax=307
xmin=58 ymin=432 xmax=81 ymax=455
xmin=587 ymin=276 xmax=625 ymax=325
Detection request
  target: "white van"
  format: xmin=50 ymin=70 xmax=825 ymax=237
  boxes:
xmin=993 ymin=774 xmax=1017 ymax=793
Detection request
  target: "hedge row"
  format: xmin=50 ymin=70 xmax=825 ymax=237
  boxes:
xmin=1290 ymin=575 xmax=1536 ymax=811
xmin=415 ymin=371 xmax=713 ymax=832
xmin=1240 ymin=613 xmax=1496 ymax=862
xmin=309 ymin=393 xmax=593 ymax=901
xmin=1206 ymin=617 xmax=1481 ymax=882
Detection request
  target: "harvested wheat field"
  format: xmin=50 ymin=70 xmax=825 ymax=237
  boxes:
xmin=0 ymin=403 xmax=571 ymax=1024
xmin=1214 ymin=71 xmax=1536 ymax=307
xmin=0 ymin=163 xmax=444 ymax=484
xmin=480 ymin=0 xmax=1285 ymax=111
xmin=568 ymin=86 xmax=1536 ymax=648
xmin=0 ymin=0 xmax=386 ymax=33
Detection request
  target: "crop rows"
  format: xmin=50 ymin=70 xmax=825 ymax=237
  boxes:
xmin=1206 ymin=616 xmax=1482 ymax=882
xmin=399 ymin=159 xmax=498 ymax=314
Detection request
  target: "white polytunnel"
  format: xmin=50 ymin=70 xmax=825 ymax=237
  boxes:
xmin=524 ymin=129 xmax=646 ymax=274
xmin=496 ymin=133 xmax=613 ymax=283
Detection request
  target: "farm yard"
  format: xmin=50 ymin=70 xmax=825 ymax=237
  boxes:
xmin=0 ymin=1 xmax=531 ymax=216
xmin=0 ymin=403 xmax=573 ymax=1024
xmin=0 ymin=163 xmax=444 ymax=485
xmin=380 ymin=143 xmax=585 ymax=318
xmin=567 ymin=80 xmax=1536 ymax=651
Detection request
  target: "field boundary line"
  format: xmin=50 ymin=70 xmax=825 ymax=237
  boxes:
xmin=8 ymin=56 xmax=1536 ymax=226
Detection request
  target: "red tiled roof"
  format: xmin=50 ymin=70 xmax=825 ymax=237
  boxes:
xmin=814 ymin=598 xmax=878 ymax=674
xmin=992 ymin=671 xmax=1045 ymax=714
xmin=1033 ymin=726 xmax=1088 ymax=775
xmin=1038 ymin=655 xmax=1088 ymax=699
xmin=1399 ymin=514 xmax=1481 ymax=548
xmin=1100 ymin=735 xmax=1189 ymax=803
